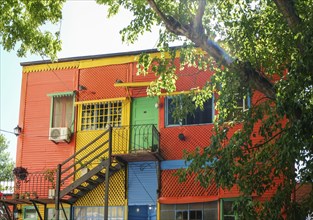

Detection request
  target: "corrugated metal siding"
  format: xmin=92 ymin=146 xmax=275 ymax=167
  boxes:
xmin=20 ymin=69 xmax=76 ymax=171
xmin=128 ymin=162 xmax=158 ymax=205
xmin=159 ymin=125 xmax=213 ymax=160
xmin=78 ymin=64 xmax=129 ymax=101
xmin=74 ymin=169 xmax=126 ymax=206
xmin=174 ymin=59 xmax=214 ymax=91
xmin=159 ymin=169 xmax=218 ymax=203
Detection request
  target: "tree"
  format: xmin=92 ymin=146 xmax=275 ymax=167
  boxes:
xmin=0 ymin=0 xmax=65 ymax=59
xmin=0 ymin=134 xmax=14 ymax=181
xmin=97 ymin=0 xmax=313 ymax=219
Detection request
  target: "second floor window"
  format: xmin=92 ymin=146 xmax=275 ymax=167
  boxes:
xmin=49 ymin=92 xmax=75 ymax=130
xmin=165 ymin=96 xmax=214 ymax=127
xmin=80 ymin=100 xmax=122 ymax=131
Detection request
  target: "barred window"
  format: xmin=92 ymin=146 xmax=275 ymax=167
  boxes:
xmin=81 ymin=101 xmax=122 ymax=131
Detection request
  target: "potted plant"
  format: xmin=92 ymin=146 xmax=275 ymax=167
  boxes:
xmin=32 ymin=191 xmax=38 ymax=199
xmin=78 ymin=160 xmax=90 ymax=176
xmin=24 ymin=192 xmax=30 ymax=199
xmin=13 ymin=193 xmax=19 ymax=199
xmin=13 ymin=167 xmax=28 ymax=181
xmin=44 ymin=168 xmax=56 ymax=199
xmin=19 ymin=193 xmax=25 ymax=199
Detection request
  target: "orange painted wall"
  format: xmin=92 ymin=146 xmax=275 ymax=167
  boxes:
xmin=78 ymin=64 xmax=129 ymax=101
xmin=17 ymin=68 xmax=77 ymax=172
xmin=159 ymin=169 xmax=218 ymax=204
xmin=16 ymin=53 xmax=284 ymax=203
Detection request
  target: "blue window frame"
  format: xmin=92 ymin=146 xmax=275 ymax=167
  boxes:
xmin=165 ymin=96 xmax=214 ymax=127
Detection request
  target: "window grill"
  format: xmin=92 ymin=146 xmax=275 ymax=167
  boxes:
xmin=81 ymin=101 xmax=122 ymax=131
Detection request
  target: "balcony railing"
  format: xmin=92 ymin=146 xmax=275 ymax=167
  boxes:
xmin=0 ymin=173 xmax=54 ymax=200
xmin=112 ymin=124 xmax=159 ymax=154
xmin=0 ymin=125 xmax=160 ymax=200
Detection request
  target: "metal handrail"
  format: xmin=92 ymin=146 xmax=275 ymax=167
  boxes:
xmin=111 ymin=124 xmax=160 ymax=153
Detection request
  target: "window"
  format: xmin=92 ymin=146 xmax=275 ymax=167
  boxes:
xmin=234 ymin=96 xmax=250 ymax=112
xmin=47 ymin=208 xmax=70 ymax=220
xmin=165 ymin=96 xmax=213 ymax=126
xmin=128 ymin=205 xmax=157 ymax=220
xmin=225 ymin=95 xmax=250 ymax=122
xmin=221 ymin=199 xmax=238 ymax=220
xmin=23 ymin=207 xmax=37 ymax=220
xmin=74 ymin=206 xmax=124 ymax=220
xmin=48 ymin=92 xmax=75 ymax=130
xmin=160 ymin=202 xmax=218 ymax=220
xmin=80 ymin=100 xmax=122 ymax=131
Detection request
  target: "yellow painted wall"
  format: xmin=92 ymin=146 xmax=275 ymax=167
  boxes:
xmin=74 ymin=169 xmax=126 ymax=206
xmin=74 ymin=98 xmax=130 ymax=207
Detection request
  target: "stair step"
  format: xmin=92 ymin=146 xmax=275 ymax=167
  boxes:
xmin=86 ymin=179 xmax=101 ymax=185
xmin=60 ymin=158 xmax=124 ymax=199
xmin=77 ymin=185 xmax=93 ymax=191
xmin=110 ymin=163 xmax=122 ymax=170
xmin=67 ymin=191 xmax=84 ymax=198
xmin=96 ymin=172 xmax=106 ymax=178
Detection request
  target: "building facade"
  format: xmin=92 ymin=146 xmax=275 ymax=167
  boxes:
xmin=0 ymin=48 xmax=279 ymax=220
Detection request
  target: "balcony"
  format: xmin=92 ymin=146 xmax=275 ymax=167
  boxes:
xmin=112 ymin=124 xmax=162 ymax=162
xmin=0 ymin=173 xmax=55 ymax=205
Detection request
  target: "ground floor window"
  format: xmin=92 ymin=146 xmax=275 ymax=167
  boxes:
xmin=220 ymin=199 xmax=238 ymax=220
xmin=23 ymin=206 xmax=36 ymax=220
xmin=47 ymin=208 xmax=70 ymax=220
xmin=160 ymin=201 xmax=218 ymax=220
xmin=74 ymin=206 xmax=124 ymax=220
xmin=128 ymin=205 xmax=156 ymax=220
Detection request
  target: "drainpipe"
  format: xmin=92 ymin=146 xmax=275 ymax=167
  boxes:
xmin=55 ymin=164 xmax=61 ymax=220
xmin=104 ymin=126 xmax=112 ymax=220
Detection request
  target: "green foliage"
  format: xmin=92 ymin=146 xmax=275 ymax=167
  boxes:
xmin=101 ymin=0 xmax=313 ymax=219
xmin=0 ymin=0 xmax=65 ymax=59
xmin=98 ymin=0 xmax=313 ymax=218
xmin=0 ymin=134 xmax=14 ymax=181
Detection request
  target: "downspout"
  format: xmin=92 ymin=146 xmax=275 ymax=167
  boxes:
xmin=104 ymin=125 xmax=112 ymax=220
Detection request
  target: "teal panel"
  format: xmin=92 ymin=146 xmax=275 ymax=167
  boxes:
xmin=131 ymin=97 xmax=158 ymax=150
xmin=131 ymin=97 xmax=158 ymax=126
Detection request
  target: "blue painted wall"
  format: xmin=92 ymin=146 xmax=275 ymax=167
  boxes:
xmin=128 ymin=162 xmax=158 ymax=205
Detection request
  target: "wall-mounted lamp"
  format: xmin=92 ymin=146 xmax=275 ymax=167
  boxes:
xmin=178 ymin=133 xmax=185 ymax=141
xmin=13 ymin=125 xmax=22 ymax=136
xmin=115 ymin=79 xmax=123 ymax=83
xmin=78 ymin=85 xmax=87 ymax=91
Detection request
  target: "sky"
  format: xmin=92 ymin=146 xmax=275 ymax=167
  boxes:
xmin=0 ymin=1 xmax=161 ymax=161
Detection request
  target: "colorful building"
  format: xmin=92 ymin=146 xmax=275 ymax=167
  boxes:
xmin=0 ymin=48 xmax=280 ymax=220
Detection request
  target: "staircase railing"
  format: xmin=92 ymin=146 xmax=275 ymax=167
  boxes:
xmin=55 ymin=126 xmax=112 ymax=199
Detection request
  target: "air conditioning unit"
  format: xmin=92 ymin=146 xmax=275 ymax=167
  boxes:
xmin=49 ymin=127 xmax=71 ymax=143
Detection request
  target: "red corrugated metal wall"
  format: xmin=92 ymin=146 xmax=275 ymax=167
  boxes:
xmin=159 ymin=170 xmax=218 ymax=204
xmin=19 ymin=69 xmax=77 ymax=172
xmin=78 ymin=64 xmax=129 ymax=101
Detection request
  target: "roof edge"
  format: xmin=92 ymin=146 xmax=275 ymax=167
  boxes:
xmin=20 ymin=46 xmax=184 ymax=67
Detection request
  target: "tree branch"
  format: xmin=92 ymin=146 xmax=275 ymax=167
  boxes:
xmin=146 ymin=0 xmax=276 ymax=99
xmin=273 ymin=0 xmax=301 ymax=32
xmin=146 ymin=0 xmax=189 ymax=36
xmin=250 ymin=129 xmax=286 ymax=150
xmin=192 ymin=0 xmax=206 ymax=35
